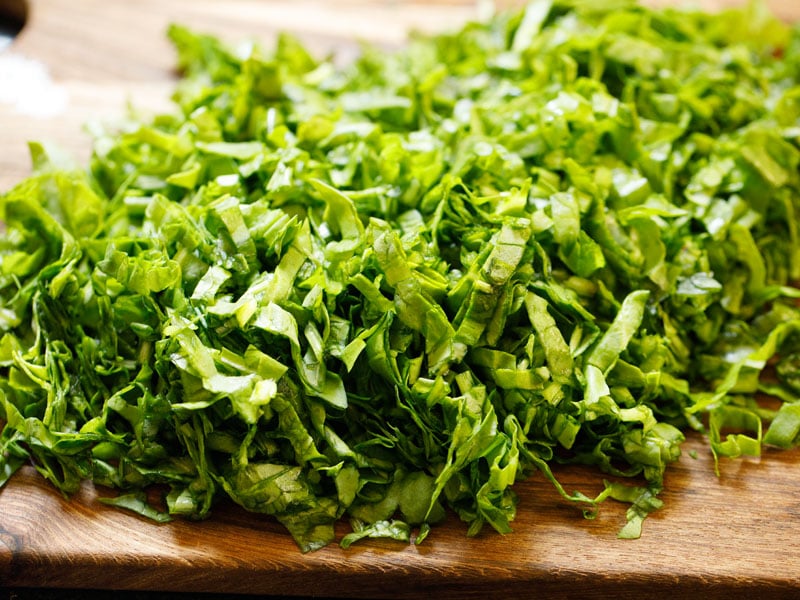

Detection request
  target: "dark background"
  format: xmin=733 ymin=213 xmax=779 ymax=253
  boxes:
xmin=1 ymin=592 xmax=341 ymax=600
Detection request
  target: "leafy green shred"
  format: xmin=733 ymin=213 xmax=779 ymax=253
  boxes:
xmin=2 ymin=0 xmax=800 ymax=552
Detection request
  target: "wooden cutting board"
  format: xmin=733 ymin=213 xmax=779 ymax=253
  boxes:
xmin=3 ymin=1 xmax=800 ymax=597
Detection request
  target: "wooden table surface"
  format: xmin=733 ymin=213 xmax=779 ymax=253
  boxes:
xmin=2 ymin=1 xmax=800 ymax=598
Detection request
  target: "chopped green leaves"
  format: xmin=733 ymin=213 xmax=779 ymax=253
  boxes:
xmin=2 ymin=0 xmax=800 ymax=552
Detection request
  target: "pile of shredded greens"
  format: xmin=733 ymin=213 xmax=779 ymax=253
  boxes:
xmin=3 ymin=0 xmax=800 ymax=552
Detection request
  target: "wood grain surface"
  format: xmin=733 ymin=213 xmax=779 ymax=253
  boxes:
xmin=3 ymin=438 xmax=800 ymax=599
xmin=2 ymin=1 xmax=800 ymax=598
